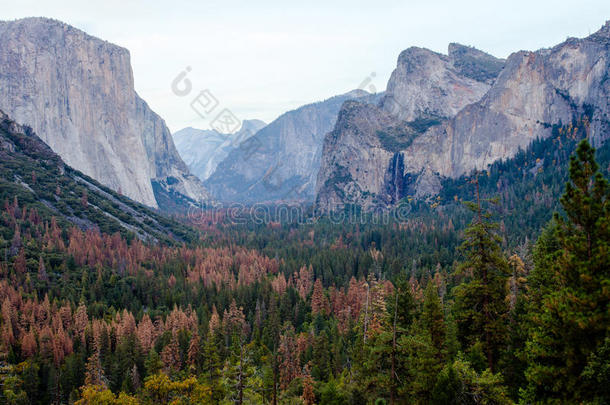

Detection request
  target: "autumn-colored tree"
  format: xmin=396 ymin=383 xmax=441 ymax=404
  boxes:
xmin=278 ymin=323 xmax=300 ymax=389
xmin=76 ymin=385 xmax=139 ymax=405
xmin=21 ymin=328 xmax=37 ymax=357
xmin=271 ymin=274 xmax=287 ymax=295
xmin=136 ymin=314 xmax=155 ymax=353
xmin=1 ymin=297 xmax=16 ymax=349
xmin=208 ymin=306 xmax=221 ymax=334
xmin=161 ymin=332 xmax=182 ymax=373
xmin=346 ymin=277 xmax=366 ymax=320
xmin=37 ymin=256 xmax=48 ymax=282
xmin=13 ymin=249 xmax=26 ymax=275
xmin=117 ymin=309 xmax=137 ymax=342
xmin=301 ymin=366 xmax=316 ymax=405
xmin=295 ymin=265 xmax=314 ymax=300
xmin=141 ymin=373 xmax=211 ymax=404
xmin=9 ymin=225 xmax=21 ymax=256
xmin=311 ymin=279 xmax=329 ymax=316
xmin=187 ymin=330 xmax=201 ymax=371
xmin=85 ymin=351 xmax=106 ymax=387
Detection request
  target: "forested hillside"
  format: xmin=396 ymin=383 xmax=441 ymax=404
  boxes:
xmin=0 ymin=110 xmax=198 ymax=244
xmin=0 ymin=112 xmax=608 ymax=404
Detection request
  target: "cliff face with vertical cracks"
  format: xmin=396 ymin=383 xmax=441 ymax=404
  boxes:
xmin=316 ymin=22 xmax=610 ymax=212
xmin=0 ymin=18 xmax=209 ymax=208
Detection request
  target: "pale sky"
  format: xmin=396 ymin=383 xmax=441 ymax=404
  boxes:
xmin=2 ymin=0 xmax=610 ymax=132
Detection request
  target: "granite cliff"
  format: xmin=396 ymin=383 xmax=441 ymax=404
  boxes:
xmin=0 ymin=17 xmax=210 ymax=208
xmin=379 ymin=44 xmax=503 ymax=121
xmin=316 ymin=22 xmax=610 ymax=211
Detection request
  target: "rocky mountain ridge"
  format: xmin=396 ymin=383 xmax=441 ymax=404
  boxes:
xmin=379 ymin=44 xmax=503 ymax=121
xmin=316 ymin=21 xmax=610 ymax=211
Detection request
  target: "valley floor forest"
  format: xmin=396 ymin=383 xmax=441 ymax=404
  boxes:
xmin=0 ymin=123 xmax=609 ymax=403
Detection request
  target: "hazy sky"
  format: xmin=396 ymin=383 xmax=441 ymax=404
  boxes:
xmin=2 ymin=1 xmax=610 ymax=132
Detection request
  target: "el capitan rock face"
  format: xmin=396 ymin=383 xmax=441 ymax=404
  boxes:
xmin=316 ymin=22 xmax=610 ymax=212
xmin=0 ymin=17 xmax=210 ymax=208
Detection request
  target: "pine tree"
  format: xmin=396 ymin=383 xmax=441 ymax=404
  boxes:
xmin=1 ymin=297 xmax=16 ymax=349
xmin=421 ymin=282 xmax=446 ymax=360
xmin=386 ymin=275 xmax=416 ymax=331
xmin=203 ymin=330 xmax=223 ymax=403
xmin=301 ymin=366 xmax=316 ymax=405
xmin=278 ymin=324 xmax=299 ymax=390
xmin=224 ymin=339 xmax=257 ymax=405
xmin=311 ymin=332 xmax=331 ymax=381
xmin=311 ymin=279 xmax=329 ymax=315
xmin=453 ymin=181 xmax=509 ymax=373
xmin=385 ymin=275 xmax=415 ymax=404
xmin=402 ymin=283 xmax=447 ymax=402
xmin=161 ymin=332 xmax=181 ymax=373
xmin=37 ymin=256 xmax=49 ymax=282
xmin=84 ymin=351 xmax=106 ymax=387
xmin=501 ymin=254 xmax=529 ymax=398
xmin=144 ymin=348 xmax=163 ymax=376
xmin=353 ymin=277 xmax=410 ymax=403
xmin=130 ymin=364 xmax=140 ymax=391
xmin=524 ymin=139 xmax=610 ymax=402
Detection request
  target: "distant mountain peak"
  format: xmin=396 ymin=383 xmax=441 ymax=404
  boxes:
xmin=380 ymin=42 xmax=500 ymax=121
xmin=204 ymin=89 xmax=380 ymax=202
xmin=173 ymin=119 xmax=267 ymax=181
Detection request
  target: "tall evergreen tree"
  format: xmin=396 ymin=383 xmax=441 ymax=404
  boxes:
xmin=403 ymin=283 xmax=448 ymax=402
xmin=203 ymin=330 xmax=224 ymax=404
xmin=524 ymin=139 xmax=610 ymax=402
xmin=421 ymin=282 xmax=446 ymax=358
xmin=387 ymin=276 xmax=416 ymax=404
xmin=453 ymin=182 xmax=510 ymax=373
